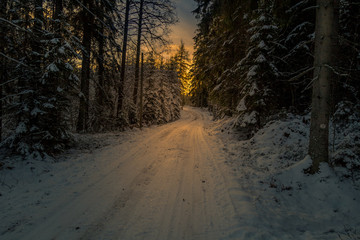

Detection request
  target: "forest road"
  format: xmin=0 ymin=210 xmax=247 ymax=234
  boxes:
xmin=12 ymin=106 xmax=241 ymax=240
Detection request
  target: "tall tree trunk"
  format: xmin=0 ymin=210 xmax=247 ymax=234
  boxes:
xmin=308 ymin=0 xmax=339 ymax=173
xmin=133 ymin=0 xmax=144 ymax=106
xmin=96 ymin=5 xmax=105 ymax=108
xmin=139 ymin=53 xmax=144 ymax=129
xmin=94 ymin=3 xmax=106 ymax=131
xmin=53 ymin=0 xmax=63 ymax=127
xmin=117 ymin=0 xmax=130 ymax=117
xmin=77 ymin=0 xmax=94 ymax=132
xmin=0 ymin=0 xmax=7 ymax=141
xmin=30 ymin=0 xmax=44 ymax=129
xmin=32 ymin=0 xmax=44 ymax=73
xmin=0 ymin=61 xmax=3 ymax=142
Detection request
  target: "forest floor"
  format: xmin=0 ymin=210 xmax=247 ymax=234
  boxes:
xmin=1 ymin=107 xmax=360 ymax=240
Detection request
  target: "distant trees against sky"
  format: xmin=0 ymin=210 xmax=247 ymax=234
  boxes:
xmin=0 ymin=0 xmax=182 ymax=159
xmin=189 ymin=0 xmax=359 ymax=170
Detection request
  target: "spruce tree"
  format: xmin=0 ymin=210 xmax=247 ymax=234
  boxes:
xmin=234 ymin=2 xmax=280 ymax=130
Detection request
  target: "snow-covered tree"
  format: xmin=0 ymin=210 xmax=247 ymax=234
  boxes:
xmin=232 ymin=3 xmax=280 ymax=130
xmin=132 ymin=0 xmax=177 ymax=107
xmin=274 ymin=0 xmax=315 ymax=111
xmin=192 ymin=0 xmax=255 ymax=114
xmin=337 ymin=0 xmax=360 ymax=103
xmin=0 ymin=0 xmax=80 ymax=159
xmin=143 ymin=68 xmax=181 ymax=125
xmin=172 ymin=41 xmax=191 ymax=104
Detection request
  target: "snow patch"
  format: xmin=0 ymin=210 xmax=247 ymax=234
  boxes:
xmin=236 ymin=97 xmax=247 ymax=112
xmin=46 ymin=63 xmax=60 ymax=72
xmin=212 ymin=112 xmax=360 ymax=239
xmin=15 ymin=122 xmax=27 ymax=134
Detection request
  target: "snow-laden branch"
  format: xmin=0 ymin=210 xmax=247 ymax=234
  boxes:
xmin=0 ymin=18 xmax=31 ymax=33
xmin=288 ymin=67 xmax=314 ymax=83
xmin=0 ymin=90 xmax=34 ymax=102
xmin=0 ymin=52 xmax=29 ymax=68
xmin=324 ymin=64 xmax=349 ymax=77
xmin=303 ymin=75 xmax=318 ymax=92
xmin=0 ymin=78 xmax=17 ymax=87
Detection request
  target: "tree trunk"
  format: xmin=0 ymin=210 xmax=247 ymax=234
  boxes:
xmin=30 ymin=0 xmax=44 ymax=129
xmin=0 ymin=0 xmax=7 ymax=141
xmin=117 ymin=0 xmax=130 ymax=117
xmin=94 ymin=3 xmax=106 ymax=131
xmin=0 ymin=61 xmax=3 ymax=142
xmin=77 ymin=0 xmax=94 ymax=132
xmin=53 ymin=0 xmax=63 ymax=127
xmin=96 ymin=5 xmax=105 ymax=108
xmin=133 ymin=0 xmax=144 ymax=106
xmin=139 ymin=53 xmax=144 ymax=129
xmin=32 ymin=0 xmax=44 ymax=73
xmin=308 ymin=0 xmax=339 ymax=173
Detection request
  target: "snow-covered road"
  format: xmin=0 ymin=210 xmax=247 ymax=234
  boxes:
xmin=1 ymin=107 xmax=242 ymax=240
xmin=3 ymin=106 xmax=360 ymax=240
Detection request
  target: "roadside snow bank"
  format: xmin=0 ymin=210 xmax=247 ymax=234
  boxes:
xmin=0 ymin=130 xmax=136 ymax=238
xmin=211 ymin=112 xmax=360 ymax=239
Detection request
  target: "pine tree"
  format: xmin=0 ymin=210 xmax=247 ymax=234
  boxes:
xmin=0 ymin=0 xmax=80 ymax=158
xmin=38 ymin=0 xmax=79 ymax=152
xmin=191 ymin=0 xmax=250 ymax=113
xmin=92 ymin=0 xmax=121 ymax=131
xmin=337 ymin=0 xmax=360 ymax=103
xmin=130 ymin=0 xmax=177 ymax=123
xmin=233 ymin=2 xmax=280 ymax=130
xmin=274 ymin=0 xmax=315 ymax=111
xmin=143 ymin=69 xmax=180 ymax=125
xmin=173 ymin=41 xmax=190 ymax=105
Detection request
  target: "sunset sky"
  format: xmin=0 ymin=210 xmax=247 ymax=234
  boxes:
xmin=168 ymin=0 xmax=198 ymax=58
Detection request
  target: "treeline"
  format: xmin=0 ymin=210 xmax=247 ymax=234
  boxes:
xmin=190 ymin=0 xmax=359 ymax=172
xmin=0 ymin=0 xmax=181 ymax=159
xmin=190 ymin=0 xmax=359 ymax=129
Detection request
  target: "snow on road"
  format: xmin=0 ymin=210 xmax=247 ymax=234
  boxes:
xmin=3 ymin=107 xmax=359 ymax=240
xmin=0 ymin=107 xmax=243 ymax=240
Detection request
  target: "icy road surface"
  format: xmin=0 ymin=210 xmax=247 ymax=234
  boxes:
xmin=1 ymin=107 xmax=243 ymax=240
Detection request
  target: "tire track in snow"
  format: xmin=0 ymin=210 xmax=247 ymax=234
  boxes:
xmin=7 ymin=107 xmax=242 ymax=240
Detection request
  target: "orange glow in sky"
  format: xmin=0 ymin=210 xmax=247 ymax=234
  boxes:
xmin=168 ymin=0 xmax=197 ymax=59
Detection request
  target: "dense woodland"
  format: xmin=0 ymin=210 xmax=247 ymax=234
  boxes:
xmin=189 ymin=0 xmax=359 ymax=173
xmin=1 ymin=0 xmax=359 ymax=174
xmin=0 ymin=0 xmax=184 ymax=159
xmin=191 ymin=0 xmax=359 ymax=123
xmin=1 ymin=1 xmax=360 ymax=238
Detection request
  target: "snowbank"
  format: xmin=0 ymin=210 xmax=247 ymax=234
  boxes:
xmin=210 ymin=112 xmax=360 ymax=239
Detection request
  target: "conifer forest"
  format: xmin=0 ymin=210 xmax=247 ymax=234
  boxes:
xmin=0 ymin=0 xmax=360 ymax=239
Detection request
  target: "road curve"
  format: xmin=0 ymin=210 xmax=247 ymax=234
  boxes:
xmin=4 ymin=107 xmax=241 ymax=240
